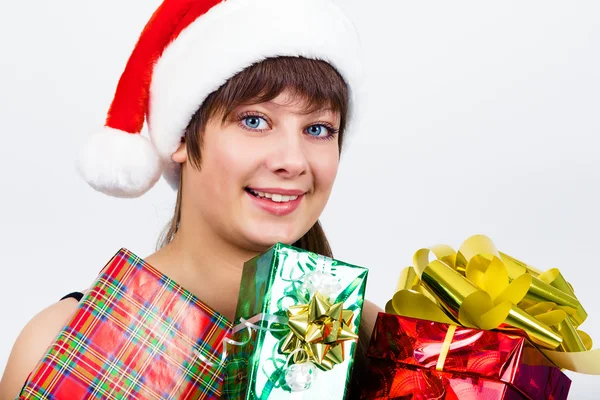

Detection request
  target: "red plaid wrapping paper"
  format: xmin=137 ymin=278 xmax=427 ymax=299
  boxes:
xmin=20 ymin=248 xmax=232 ymax=399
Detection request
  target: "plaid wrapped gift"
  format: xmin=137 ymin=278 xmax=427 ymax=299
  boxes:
xmin=20 ymin=248 xmax=232 ymax=400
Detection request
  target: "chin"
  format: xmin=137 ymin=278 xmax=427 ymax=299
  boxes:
xmin=243 ymin=225 xmax=305 ymax=250
xmin=248 ymin=234 xmax=298 ymax=249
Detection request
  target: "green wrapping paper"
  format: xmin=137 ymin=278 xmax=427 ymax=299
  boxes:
xmin=224 ymin=243 xmax=368 ymax=399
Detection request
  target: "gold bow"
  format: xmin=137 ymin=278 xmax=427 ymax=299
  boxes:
xmin=388 ymin=235 xmax=600 ymax=374
xmin=280 ymin=292 xmax=358 ymax=371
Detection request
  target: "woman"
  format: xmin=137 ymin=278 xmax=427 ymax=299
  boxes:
xmin=0 ymin=0 xmax=380 ymax=397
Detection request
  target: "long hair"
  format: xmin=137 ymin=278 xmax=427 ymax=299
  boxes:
xmin=157 ymin=57 xmax=349 ymax=258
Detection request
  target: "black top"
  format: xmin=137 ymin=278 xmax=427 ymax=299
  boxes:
xmin=60 ymin=291 xmax=84 ymax=302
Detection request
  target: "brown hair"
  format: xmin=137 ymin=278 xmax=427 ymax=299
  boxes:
xmin=157 ymin=57 xmax=349 ymax=257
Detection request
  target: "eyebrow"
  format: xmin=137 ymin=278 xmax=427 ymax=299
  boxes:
xmin=261 ymin=101 xmax=338 ymax=116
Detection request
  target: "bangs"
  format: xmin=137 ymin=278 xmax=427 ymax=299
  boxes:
xmin=185 ymin=57 xmax=349 ymax=168
xmin=204 ymin=57 xmax=348 ymax=131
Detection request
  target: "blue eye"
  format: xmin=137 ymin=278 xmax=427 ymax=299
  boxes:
xmin=243 ymin=116 xmax=268 ymax=130
xmin=306 ymin=125 xmax=329 ymax=137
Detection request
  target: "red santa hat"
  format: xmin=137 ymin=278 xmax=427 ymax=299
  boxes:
xmin=77 ymin=0 xmax=365 ymax=198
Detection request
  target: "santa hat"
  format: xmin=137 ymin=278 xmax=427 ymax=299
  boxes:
xmin=77 ymin=0 xmax=364 ymax=198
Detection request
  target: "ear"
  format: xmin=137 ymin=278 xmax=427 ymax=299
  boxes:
xmin=171 ymin=140 xmax=187 ymax=163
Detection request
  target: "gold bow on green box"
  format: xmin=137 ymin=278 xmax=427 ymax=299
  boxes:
xmin=280 ymin=292 xmax=358 ymax=371
xmin=387 ymin=234 xmax=600 ymax=374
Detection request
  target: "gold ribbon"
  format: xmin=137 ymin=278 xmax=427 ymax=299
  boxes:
xmin=280 ymin=292 xmax=358 ymax=371
xmin=436 ymin=325 xmax=457 ymax=371
xmin=388 ymin=234 xmax=600 ymax=374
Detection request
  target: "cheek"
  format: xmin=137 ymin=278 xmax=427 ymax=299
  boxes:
xmin=202 ymin=134 xmax=257 ymax=190
xmin=311 ymin=150 xmax=339 ymax=192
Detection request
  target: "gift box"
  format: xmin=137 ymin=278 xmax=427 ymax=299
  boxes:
xmin=360 ymin=234 xmax=600 ymax=399
xmin=223 ymin=243 xmax=369 ymax=399
xmin=363 ymin=360 xmax=527 ymax=400
xmin=361 ymin=313 xmax=571 ymax=400
xmin=20 ymin=248 xmax=232 ymax=400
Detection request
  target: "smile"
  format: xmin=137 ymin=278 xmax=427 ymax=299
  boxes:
xmin=245 ymin=187 xmax=305 ymax=216
xmin=247 ymin=189 xmax=298 ymax=203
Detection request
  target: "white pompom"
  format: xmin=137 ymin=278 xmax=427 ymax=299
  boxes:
xmin=76 ymin=127 xmax=163 ymax=198
xmin=285 ymin=362 xmax=317 ymax=392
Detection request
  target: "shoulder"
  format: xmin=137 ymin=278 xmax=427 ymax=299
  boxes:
xmin=0 ymin=296 xmax=81 ymax=400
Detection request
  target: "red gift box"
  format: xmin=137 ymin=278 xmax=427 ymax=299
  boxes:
xmin=20 ymin=249 xmax=232 ymax=399
xmin=361 ymin=313 xmax=571 ymax=400
xmin=363 ymin=360 xmax=527 ymax=400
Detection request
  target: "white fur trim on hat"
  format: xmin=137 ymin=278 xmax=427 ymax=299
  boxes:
xmin=77 ymin=127 xmax=162 ymax=198
xmin=149 ymin=0 xmax=365 ymax=188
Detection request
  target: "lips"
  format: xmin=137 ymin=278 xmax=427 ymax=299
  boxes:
xmin=247 ymin=189 xmax=299 ymax=203
xmin=246 ymin=187 xmax=306 ymax=196
xmin=245 ymin=188 xmax=305 ymax=216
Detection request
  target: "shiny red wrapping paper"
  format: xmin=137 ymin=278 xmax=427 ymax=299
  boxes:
xmin=363 ymin=361 xmax=526 ymax=400
xmin=361 ymin=313 xmax=571 ymax=400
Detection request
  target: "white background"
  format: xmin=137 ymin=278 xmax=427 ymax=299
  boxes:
xmin=1 ymin=0 xmax=599 ymax=398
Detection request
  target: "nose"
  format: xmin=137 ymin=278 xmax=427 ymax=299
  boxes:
xmin=265 ymin=127 xmax=309 ymax=179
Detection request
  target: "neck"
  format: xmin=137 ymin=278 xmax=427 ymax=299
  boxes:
xmin=145 ymin=219 xmax=260 ymax=322
xmin=173 ymin=219 xmax=259 ymax=278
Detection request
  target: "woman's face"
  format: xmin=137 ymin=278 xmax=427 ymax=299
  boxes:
xmin=174 ymin=89 xmax=341 ymax=251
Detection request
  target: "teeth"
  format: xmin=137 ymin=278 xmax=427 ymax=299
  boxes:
xmin=249 ymin=190 xmax=299 ymax=203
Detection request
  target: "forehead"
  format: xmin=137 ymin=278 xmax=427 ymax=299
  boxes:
xmin=245 ymin=89 xmax=339 ymax=117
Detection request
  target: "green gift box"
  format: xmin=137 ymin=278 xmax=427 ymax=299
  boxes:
xmin=224 ymin=243 xmax=369 ymax=399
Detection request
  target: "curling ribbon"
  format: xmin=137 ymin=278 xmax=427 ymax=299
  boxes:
xmin=388 ymin=234 xmax=600 ymax=374
xmin=194 ymin=313 xmax=287 ymax=367
xmin=234 ymin=313 xmax=289 ymax=334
